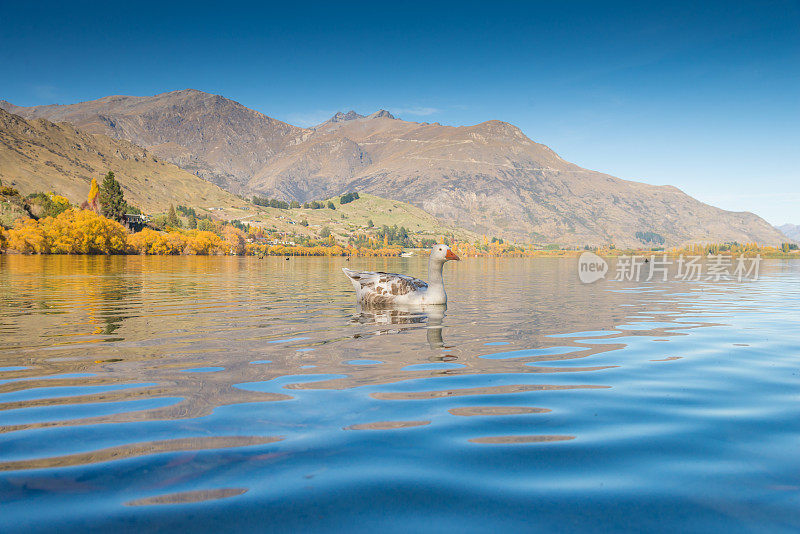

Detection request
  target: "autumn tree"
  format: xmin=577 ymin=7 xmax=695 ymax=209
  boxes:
xmin=6 ymin=209 xmax=128 ymax=254
xmin=88 ymin=178 xmax=100 ymax=211
xmin=197 ymin=218 xmax=215 ymax=232
xmin=98 ymin=172 xmax=128 ymax=222
xmin=222 ymin=226 xmax=246 ymax=255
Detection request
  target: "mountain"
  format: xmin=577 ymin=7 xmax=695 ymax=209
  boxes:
xmin=248 ymin=108 xmax=784 ymax=247
xmin=2 ymin=91 xmax=787 ymax=246
xmin=0 ymin=108 xmax=472 ymax=241
xmin=0 ymin=108 xmax=248 ymax=214
xmin=0 ymin=90 xmax=307 ymax=193
xmin=777 ymin=224 xmax=800 ymax=241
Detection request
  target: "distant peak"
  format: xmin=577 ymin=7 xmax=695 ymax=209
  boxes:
xmin=368 ymin=109 xmax=395 ymax=120
xmin=326 ymin=109 xmax=395 ymax=124
xmin=329 ymin=110 xmax=364 ymax=123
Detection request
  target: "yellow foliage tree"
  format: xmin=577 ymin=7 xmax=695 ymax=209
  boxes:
xmin=185 ymin=230 xmax=222 ymax=255
xmin=222 ymin=226 xmax=246 ymax=255
xmin=87 ymin=178 xmax=99 ymax=211
xmin=129 ymin=228 xmax=184 ymax=255
xmin=6 ymin=218 xmax=47 ymax=253
xmin=6 ymin=210 xmax=128 ymax=254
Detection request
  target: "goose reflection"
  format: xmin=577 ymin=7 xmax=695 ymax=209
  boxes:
xmin=350 ymin=304 xmax=448 ymax=349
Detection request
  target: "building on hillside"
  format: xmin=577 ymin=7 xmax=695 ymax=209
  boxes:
xmin=124 ymin=214 xmax=151 ymax=233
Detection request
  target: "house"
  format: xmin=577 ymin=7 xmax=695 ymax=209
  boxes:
xmin=124 ymin=213 xmax=151 ymax=232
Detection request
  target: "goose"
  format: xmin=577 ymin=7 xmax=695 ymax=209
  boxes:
xmin=343 ymin=244 xmax=460 ymax=306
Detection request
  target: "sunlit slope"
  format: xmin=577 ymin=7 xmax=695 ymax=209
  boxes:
xmin=238 ymin=193 xmax=478 ymax=242
xmin=0 ymin=109 xmax=247 ymax=214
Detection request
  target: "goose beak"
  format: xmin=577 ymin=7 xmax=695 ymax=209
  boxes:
xmin=445 ymin=249 xmax=460 ymax=261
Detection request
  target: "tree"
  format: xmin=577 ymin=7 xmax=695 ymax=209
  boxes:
xmin=198 ymin=218 xmax=215 ymax=232
xmin=327 ymin=201 xmax=336 ymax=210
xmin=290 ymin=200 xmax=300 ymax=209
xmin=88 ymin=178 xmax=100 ymax=211
xmin=340 ymin=192 xmax=360 ymax=204
xmin=98 ymin=172 xmax=128 ymax=222
xmin=166 ymin=204 xmax=182 ymax=228
xmin=367 ymin=219 xmax=374 ymax=228
xmin=320 ymin=226 xmax=331 ymax=238
xmin=186 ymin=211 xmax=197 ymax=229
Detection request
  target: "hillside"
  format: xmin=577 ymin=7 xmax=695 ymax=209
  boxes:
xmin=240 ymin=193 xmax=477 ymax=243
xmin=0 ymin=108 xmax=467 ymax=243
xmin=0 ymin=90 xmax=307 ymax=192
xmin=0 ymin=108 xmax=253 ymax=216
xmin=252 ymin=111 xmax=785 ymax=247
xmin=2 ymin=91 xmax=787 ymax=247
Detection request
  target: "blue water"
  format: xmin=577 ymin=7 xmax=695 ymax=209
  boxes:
xmin=1 ymin=255 xmax=799 ymax=533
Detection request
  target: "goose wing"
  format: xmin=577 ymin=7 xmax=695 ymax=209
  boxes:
xmin=342 ymin=268 xmax=428 ymax=299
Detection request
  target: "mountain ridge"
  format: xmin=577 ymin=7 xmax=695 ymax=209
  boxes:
xmin=1 ymin=90 xmax=787 ymax=247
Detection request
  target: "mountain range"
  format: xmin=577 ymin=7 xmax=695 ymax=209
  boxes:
xmin=777 ymin=224 xmax=800 ymax=241
xmin=0 ymin=90 xmax=787 ymax=246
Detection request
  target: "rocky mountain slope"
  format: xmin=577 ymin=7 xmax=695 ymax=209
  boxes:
xmin=1 ymin=90 xmax=306 ymax=193
xmin=0 ymin=108 xmax=247 ymax=214
xmin=2 ymin=91 xmax=787 ymax=246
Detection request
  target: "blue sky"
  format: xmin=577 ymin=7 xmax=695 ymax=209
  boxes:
xmin=1 ymin=1 xmax=798 ymax=224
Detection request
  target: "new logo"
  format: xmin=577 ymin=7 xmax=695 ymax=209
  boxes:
xmin=578 ymin=252 xmax=608 ymax=284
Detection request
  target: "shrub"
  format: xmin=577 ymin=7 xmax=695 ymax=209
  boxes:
xmin=6 ymin=209 xmax=128 ymax=254
xmin=185 ymin=230 xmax=222 ymax=255
xmin=197 ymin=218 xmax=215 ymax=232
xmin=339 ymin=192 xmax=359 ymax=204
xmin=128 ymin=228 xmax=183 ymax=255
xmin=635 ymin=231 xmax=665 ymax=245
xmin=25 ymin=192 xmax=72 ymax=218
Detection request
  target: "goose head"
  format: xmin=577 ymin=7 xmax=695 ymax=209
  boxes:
xmin=430 ymin=244 xmax=460 ymax=263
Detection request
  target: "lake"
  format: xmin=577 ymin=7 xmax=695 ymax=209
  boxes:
xmin=1 ymin=255 xmax=799 ymax=533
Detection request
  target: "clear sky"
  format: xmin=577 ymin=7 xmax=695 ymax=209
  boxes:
xmin=1 ymin=1 xmax=797 ymax=224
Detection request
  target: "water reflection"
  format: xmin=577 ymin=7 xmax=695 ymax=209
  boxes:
xmin=0 ymin=255 xmax=729 ymax=445
xmin=1 ymin=255 xmax=799 ymax=532
xmin=352 ymin=303 xmax=447 ymax=348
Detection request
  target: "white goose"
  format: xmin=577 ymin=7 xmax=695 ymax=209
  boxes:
xmin=343 ymin=244 xmax=460 ymax=306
